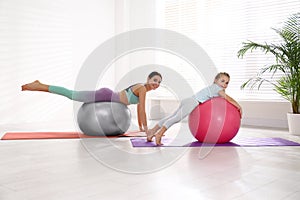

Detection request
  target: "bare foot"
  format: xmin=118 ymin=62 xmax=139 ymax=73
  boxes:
xmin=146 ymin=129 xmax=156 ymax=142
xmin=155 ymin=133 xmax=164 ymax=146
xmin=21 ymin=80 xmax=48 ymax=91
xmin=146 ymin=125 xmax=160 ymax=142
xmin=154 ymin=126 xmax=167 ymax=146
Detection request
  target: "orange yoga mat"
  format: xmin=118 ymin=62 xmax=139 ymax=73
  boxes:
xmin=1 ymin=131 xmax=146 ymax=140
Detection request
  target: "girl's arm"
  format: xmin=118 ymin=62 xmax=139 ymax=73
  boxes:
xmin=218 ymin=90 xmax=243 ymax=117
xmin=137 ymin=86 xmax=148 ymax=132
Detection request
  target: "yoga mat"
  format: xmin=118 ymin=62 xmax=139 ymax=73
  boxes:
xmin=1 ymin=131 xmax=146 ymax=140
xmin=130 ymin=137 xmax=300 ymax=147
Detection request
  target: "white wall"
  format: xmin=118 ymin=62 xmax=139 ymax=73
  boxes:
xmin=240 ymin=100 xmax=290 ymax=129
xmin=0 ymin=0 xmax=115 ymax=125
xmin=113 ymin=0 xmax=158 ymax=80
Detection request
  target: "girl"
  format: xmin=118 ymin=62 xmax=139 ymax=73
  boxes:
xmin=147 ymin=72 xmax=242 ymax=145
xmin=22 ymin=71 xmax=162 ymax=132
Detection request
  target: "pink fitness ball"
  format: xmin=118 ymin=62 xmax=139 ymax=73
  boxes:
xmin=188 ymin=97 xmax=241 ymax=144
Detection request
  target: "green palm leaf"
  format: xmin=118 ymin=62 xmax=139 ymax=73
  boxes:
xmin=237 ymin=13 xmax=300 ymax=114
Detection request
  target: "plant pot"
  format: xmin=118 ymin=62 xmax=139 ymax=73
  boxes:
xmin=287 ymin=113 xmax=300 ymax=135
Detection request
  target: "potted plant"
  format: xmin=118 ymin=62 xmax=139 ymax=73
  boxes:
xmin=237 ymin=12 xmax=300 ymax=135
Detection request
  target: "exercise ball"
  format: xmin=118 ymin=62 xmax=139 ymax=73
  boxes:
xmin=77 ymin=102 xmax=131 ymax=136
xmin=188 ymin=97 xmax=241 ymax=143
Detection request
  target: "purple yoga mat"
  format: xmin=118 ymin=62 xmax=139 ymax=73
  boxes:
xmin=130 ymin=137 xmax=300 ymax=147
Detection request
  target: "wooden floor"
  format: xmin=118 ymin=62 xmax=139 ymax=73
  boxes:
xmin=1 ymin=121 xmax=300 ymax=200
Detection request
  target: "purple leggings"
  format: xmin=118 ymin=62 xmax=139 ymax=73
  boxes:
xmin=86 ymin=88 xmax=121 ymax=103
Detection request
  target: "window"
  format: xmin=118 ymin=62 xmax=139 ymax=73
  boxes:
xmin=161 ymin=0 xmax=300 ymax=100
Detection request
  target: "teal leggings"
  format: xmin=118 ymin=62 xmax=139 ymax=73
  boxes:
xmin=49 ymin=86 xmax=121 ymax=103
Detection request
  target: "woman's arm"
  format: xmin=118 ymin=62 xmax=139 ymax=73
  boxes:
xmin=136 ymin=86 xmax=148 ymax=132
xmin=218 ymin=90 xmax=242 ymax=117
xmin=137 ymin=105 xmax=144 ymax=131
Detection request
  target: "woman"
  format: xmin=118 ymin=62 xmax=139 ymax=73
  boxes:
xmin=22 ymin=71 xmax=162 ymax=132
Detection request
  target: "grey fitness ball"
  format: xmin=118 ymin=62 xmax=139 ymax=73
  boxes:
xmin=77 ymin=102 xmax=131 ymax=136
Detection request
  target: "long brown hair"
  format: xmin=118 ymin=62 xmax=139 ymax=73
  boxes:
xmin=148 ymin=71 xmax=162 ymax=80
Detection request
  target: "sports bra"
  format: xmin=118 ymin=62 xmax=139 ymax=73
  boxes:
xmin=124 ymin=84 xmax=140 ymax=104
